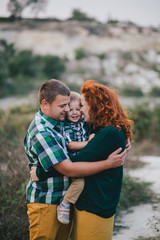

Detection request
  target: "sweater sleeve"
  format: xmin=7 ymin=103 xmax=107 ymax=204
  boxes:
xmin=71 ymin=126 xmax=126 ymax=163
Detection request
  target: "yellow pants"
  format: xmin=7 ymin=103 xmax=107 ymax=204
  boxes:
xmin=27 ymin=203 xmax=72 ymax=240
xmin=72 ymin=207 xmax=115 ymax=240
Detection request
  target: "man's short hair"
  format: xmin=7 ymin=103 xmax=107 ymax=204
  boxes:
xmin=38 ymin=79 xmax=70 ymax=104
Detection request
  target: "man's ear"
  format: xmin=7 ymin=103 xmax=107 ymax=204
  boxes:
xmin=41 ymin=99 xmax=49 ymax=109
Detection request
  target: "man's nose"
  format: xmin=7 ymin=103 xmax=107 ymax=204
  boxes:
xmin=65 ymin=105 xmax=70 ymax=112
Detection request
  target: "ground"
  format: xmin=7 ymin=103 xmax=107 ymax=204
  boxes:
xmin=113 ymin=156 xmax=160 ymax=240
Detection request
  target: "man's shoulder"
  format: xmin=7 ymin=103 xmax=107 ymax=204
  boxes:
xmin=27 ymin=114 xmax=51 ymax=138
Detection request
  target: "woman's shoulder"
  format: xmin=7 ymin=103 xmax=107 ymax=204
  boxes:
xmin=97 ymin=126 xmax=124 ymax=139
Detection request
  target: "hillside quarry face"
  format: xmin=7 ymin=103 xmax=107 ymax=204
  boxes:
xmin=1 ymin=20 xmax=160 ymax=94
xmin=0 ymin=20 xmax=160 ymax=59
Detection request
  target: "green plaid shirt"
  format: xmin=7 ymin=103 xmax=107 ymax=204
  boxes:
xmin=64 ymin=118 xmax=89 ymax=155
xmin=24 ymin=109 xmax=70 ymax=204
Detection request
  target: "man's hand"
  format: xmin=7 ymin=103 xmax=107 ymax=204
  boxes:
xmin=30 ymin=166 xmax=39 ymax=182
xmin=107 ymin=148 xmax=126 ymax=168
xmin=126 ymin=138 xmax=131 ymax=153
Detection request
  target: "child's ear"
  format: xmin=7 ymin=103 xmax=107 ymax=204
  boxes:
xmin=41 ymin=99 xmax=49 ymax=109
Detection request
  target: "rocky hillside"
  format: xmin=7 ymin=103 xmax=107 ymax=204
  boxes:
xmin=1 ymin=20 xmax=160 ymax=94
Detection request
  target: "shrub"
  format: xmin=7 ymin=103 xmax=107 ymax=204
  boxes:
xmin=0 ymin=111 xmax=31 ymax=239
xmin=128 ymin=103 xmax=152 ymax=141
xmin=42 ymin=55 xmax=66 ymax=79
xmin=121 ymin=87 xmax=144 ymax=97
xmin=68 ymin=9 xmax=96 ymax=22
xmin=118 ymin=176 xmax=153 ymax=210
xmin=75 ymin=48 xmax=86 ymax=60
xmin=9 ymin=50 xmax=37 ymax=77
xmin=149 ymin=87 xmax=160 ymax=97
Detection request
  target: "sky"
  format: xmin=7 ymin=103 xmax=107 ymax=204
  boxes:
xmin=0 ymin=0 xmax=160 ymax=27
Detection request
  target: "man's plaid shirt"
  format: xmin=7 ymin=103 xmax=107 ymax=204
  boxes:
xmin=64 ymin=118 xmax=89 ymax=155
xmin=24 ymin=109 xmax=70 ymax=204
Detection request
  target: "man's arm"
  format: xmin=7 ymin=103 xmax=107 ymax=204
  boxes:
xmin=30 ymin=148 xmax=126 ymax=181
xmin=54 ymin=148 xmax=126 ymax=177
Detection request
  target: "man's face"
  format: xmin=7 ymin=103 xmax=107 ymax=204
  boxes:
xmin=46 ymin=95 xmax=70 ymax=121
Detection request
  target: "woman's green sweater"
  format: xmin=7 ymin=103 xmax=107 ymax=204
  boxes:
xmin=71 ymin=126 xmax=126 ymax=218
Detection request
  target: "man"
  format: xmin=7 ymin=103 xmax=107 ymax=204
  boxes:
xmin=24 ymin=79 xmax=127 ymax=240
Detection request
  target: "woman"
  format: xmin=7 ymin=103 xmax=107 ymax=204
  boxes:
xmin=70 ymin=80 xmax=133 ymax=240
xmin=31 ymin=80 xmax=133 ymax=240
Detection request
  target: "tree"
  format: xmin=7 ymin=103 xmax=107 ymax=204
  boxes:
xmin=68 ymin=9 xmax=96 ymax=22
xmin=7 ymin=0 xmax=47 ymax=18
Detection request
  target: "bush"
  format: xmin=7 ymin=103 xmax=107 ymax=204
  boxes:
xmin=128 ymin=103 xmax=152 ymax=141
xmin=128 ymin=103 xmax=160 ymax=142
xmin=0 ymin=51 xmax=9 ymax=87
xmin=9 ymin=50 xmax=37 ymax=77
xmin=118 ymin=176 xmax=153 ymax=210
xmin=68 ymin=9 xmax=96 ymax=22
xmin=149 ymin=87 xmax=160 ymax=97
xmin=121 ymin=87 xmax=144 ymax=97
xmin=0 ymin=111 xmax=31 ymax=239
xmin=75 ymin=48 xmax=86 ymax=60
xmin=42 ymin=55 xmax=66 ymax=79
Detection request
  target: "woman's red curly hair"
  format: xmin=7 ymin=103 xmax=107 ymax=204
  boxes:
xmin=81 ymin=80 xmax=133 ymax=140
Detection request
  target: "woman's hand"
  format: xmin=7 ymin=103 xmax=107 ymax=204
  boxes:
xmin=107 ymin=148 xmax=126 ymax=168
xmin=126 ymin=138 xmax=131 ymax=153
xmin=30 ymin=166 xmax=39 ymax=182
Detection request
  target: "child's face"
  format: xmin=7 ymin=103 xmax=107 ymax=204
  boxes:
xmin=67 ymin=100 xmax=82 ymax=122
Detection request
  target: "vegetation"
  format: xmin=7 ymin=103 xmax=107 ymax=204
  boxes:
xmin=128 ymin=103 xmax=160 ymax=142
xmin=0 ymin=40 xmax=66 ymax=97
xmin=117 ymin=176 xmax=153 ymax=211
xmin=75 ymin=48 xmax=86 ymax=60
xmin=0 ymin=102 xmax=159 ymax=238
xmin=7 ymin=0 xmax=47 ymax=18
xmin=68 ymin=9 xmax=97 ymax=22
xmin=0 ymin=107 xmax=36 ymax=239
xmin=120 ymin=86 xmax=144 ymax=97
xmin=149 ymin=87 xmax=160 ymax=97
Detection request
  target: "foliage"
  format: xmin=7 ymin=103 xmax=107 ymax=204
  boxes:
xmin=0 ymin=102 xmax=159 ymax=238
xmin=121 ymin=87 xmax=144 ymax=97
xmin=128 ymin=103 xmax=160 ymax=142
xmin=75 ymin=48 xmax=86 ymax=60
xmin=117 ymin=176 xmax=153 ymax=211
xmin=128 ymin=103 xmax=152 ymax=141
xmin=0 ymin=111 xmax=33 ymax=239
xmin=149 ymin=87 xmax=160 ymax=97
xmin=98 ymin=53 xmax=106 ymax=60
xmin=0 ymin=40 xmax=66 ymax=97
xmin=42 ymin=55 xmax=66 ymax=79
xmin=0 ymin=51 xmax=9 ymax=87
xmin=68 ymin=9 xmax=96 ymax=22
xmin=7 ymin=0 xmax=47 ymax=18
xmin=9 ymin=50 xmax=37 ymax=77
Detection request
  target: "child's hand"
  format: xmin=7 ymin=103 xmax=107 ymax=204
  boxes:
xmin=30 ymin=166 xmax=39 ymax=182
xmin=88 ymin=133 xmax=95 ymax=141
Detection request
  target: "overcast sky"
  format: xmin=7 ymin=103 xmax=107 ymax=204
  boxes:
xmin=0 ymin=0 xmax=160 ymax=27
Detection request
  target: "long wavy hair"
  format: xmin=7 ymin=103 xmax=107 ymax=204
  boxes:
xmin=81 ymin=80 xmax=133 ymax=140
